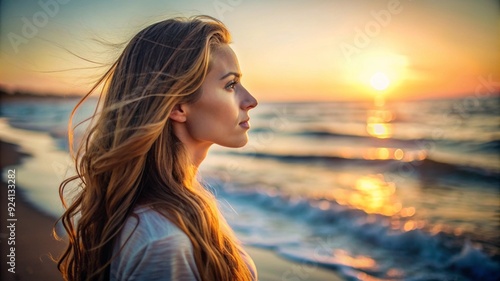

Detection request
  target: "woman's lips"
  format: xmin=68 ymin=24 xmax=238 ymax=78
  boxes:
xmin=239 ymin=120 xmax=250 ymax=129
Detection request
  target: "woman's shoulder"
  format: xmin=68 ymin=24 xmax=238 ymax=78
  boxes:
xmin=118 ymin=206 xmax=189 ymax=247
xmin=111 ymin=206 xmax=201 ymax=280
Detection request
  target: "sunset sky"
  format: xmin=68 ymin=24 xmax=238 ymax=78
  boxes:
xmin=0 ymin=0 xmax=498 ymax=101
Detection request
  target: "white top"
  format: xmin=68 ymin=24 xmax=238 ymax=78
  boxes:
xmin=110 ymin=206 xmax=257 ymax=281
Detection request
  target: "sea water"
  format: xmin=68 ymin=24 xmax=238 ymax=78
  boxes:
xmin=1 ymin=96 xmax=499 ymax=281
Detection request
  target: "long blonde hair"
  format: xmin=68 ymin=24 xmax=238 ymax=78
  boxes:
xmin=57 ymin=15 xmax=253 ymax=281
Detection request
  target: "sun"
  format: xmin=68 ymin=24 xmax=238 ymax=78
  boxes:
xmin=370 ymin=72 xmax=391 ymax=91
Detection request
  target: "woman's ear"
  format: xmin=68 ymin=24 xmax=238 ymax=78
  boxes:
xmin=169 ymin=104 xmax=188 ymax=123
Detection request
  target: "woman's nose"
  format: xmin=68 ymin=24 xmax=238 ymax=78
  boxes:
xmin=241 ymin=86 xmax=258 ymax=110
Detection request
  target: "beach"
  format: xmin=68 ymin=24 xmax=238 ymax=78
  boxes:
xmin=1 ymin=0 xmax=500 ymax=279
xmin=0 ymin=141 xmax=65 ymax=281
xmin=0 ymin=139 xmax=345 ymax=281
xmin=0 ymin=94 xmax=498 ymax=281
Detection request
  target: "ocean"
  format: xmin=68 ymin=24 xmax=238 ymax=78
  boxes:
xmin=1 ymin=95 xmax=499 ymax=281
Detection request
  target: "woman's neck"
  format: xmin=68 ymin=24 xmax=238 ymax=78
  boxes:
xmin=172 ymin=122 xmax=212 ymax=168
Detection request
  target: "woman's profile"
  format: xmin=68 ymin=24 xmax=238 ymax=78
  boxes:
xmin=56 ymin=15 xmax=258 ymax=281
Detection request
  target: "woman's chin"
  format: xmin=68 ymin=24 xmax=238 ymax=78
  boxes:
xmin=219 ymin=136 xmax=248 ymax=148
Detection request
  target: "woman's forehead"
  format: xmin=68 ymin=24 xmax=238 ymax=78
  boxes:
xmin=210 ymin=45 xmax=240 ymax=77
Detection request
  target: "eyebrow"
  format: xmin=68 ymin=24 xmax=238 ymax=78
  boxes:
xmin=219 ymin=72 xmax=242 ymax=80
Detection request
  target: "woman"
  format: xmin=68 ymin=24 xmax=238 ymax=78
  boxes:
xmin=57 ymin=15 xmax=258 ymax=281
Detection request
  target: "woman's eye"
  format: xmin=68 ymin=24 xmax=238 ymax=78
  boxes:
xmin=225 ymin=80 xmax=238 ymax=90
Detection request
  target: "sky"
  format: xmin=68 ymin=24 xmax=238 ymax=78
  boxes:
xmin=0 ymin=0 xmax=499 ymax=101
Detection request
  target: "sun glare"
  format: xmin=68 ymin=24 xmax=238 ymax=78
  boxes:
xmin=370 ymin=72 xmax=390 ymax=91
xmin=345 ymin=51 xmax=409 ymax=97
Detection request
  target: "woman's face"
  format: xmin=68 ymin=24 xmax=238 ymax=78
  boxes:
xmin=183 ymin=44 xmax=258 ymax=148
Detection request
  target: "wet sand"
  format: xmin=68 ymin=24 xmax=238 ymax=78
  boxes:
xmin=0 ymin=140 xmax=65 ymax=281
